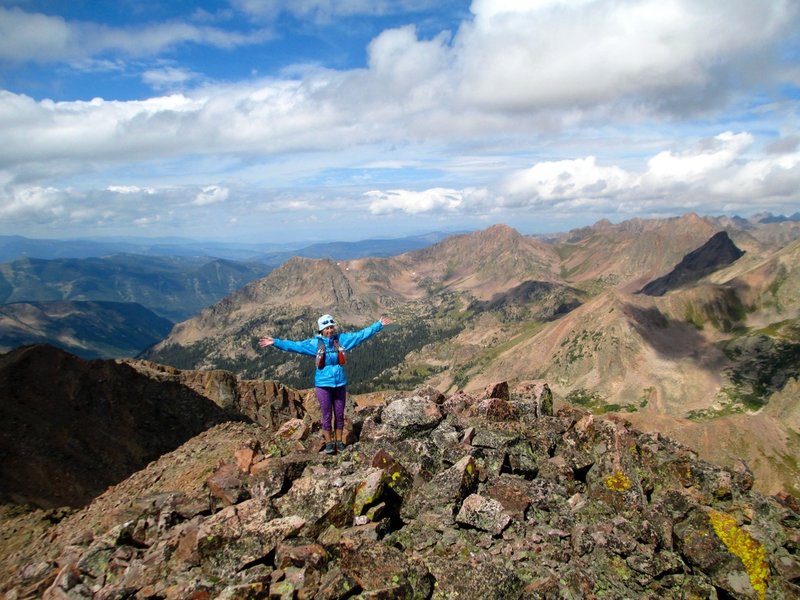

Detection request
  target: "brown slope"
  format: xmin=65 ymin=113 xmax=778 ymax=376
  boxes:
xmin=555 ymin=213 xmax=721 ymax=291
xmin=723 ymin=237 xmax=800 ymax=322
xmin=463 ymin=242 xmax=797 ymax=407
xmin=461 ymin=290 xmax=728 ymax=413
xmin=455 ymin=233 xmax=800 ymax=494
xmin=398 ymin=223 xmax=561 ymax=300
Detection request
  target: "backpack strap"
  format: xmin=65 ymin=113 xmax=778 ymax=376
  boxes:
xmin=334 ymin=334 xmax=346 ymax=366
xmin=316 ymin=337 xmax=326 ymax=369
xmin=315 ymin=334 xmax=346 ymax=369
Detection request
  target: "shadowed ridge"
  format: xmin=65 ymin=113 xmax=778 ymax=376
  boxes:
xmin=638 ymin=231 xmax=745 ymax=296
xmin=0 ymin=344 xmax=249 ymax=508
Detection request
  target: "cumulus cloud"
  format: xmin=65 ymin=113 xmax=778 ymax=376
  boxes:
xmin=366 ymin=188 xmax=463 ymax=214
xmin=365 ymin=132 xmax=800 ymax=218
xmin=503 ymin=157 xmax=635 ymax=205
xmin=645 ymin=132 xmax=753 ymax=184
xmin=501 ymin=133 xmax=800 ymax=213
xmin=0 ymin=186 xmax=67 ymax=221
xmin=457 ymin=0 xmax=795 ymax=112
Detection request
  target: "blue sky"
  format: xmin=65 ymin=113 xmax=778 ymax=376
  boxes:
xmin=1 ymin=0 xmax=799 ymax=243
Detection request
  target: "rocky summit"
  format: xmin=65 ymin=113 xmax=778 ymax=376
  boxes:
xmin=2 ymin=381 xmax=799 ymax=599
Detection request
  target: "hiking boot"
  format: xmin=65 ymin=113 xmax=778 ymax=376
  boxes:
xmin=335 ymin=441 xmax=346 ymax=452
xmin=324 ymin=442 xmax=336 ymax=455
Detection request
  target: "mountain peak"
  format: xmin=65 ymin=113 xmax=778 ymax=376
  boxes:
xmin=639 ymin=230 xmax=745 ymax=296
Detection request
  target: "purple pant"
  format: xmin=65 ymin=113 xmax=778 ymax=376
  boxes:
xmin=315 ymin=386 xmax=347 ymax=432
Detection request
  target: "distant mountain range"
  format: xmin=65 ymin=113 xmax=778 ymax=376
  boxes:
xmin=0 ymin=231 xmax=462 ymax=355
xmin=143 ymin=212 xmax=800 ymax=495
xmin=0 ymin=231 xmax=457 ymax=262
xmin=0 ymin=254 xmax=272 ymax=322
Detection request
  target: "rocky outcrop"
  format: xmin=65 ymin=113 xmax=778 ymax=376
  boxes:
xmin=123 ymin=358 xmax=309 ymax=429
xmin=3 ymin=383 xmax=798 ymax=599
xmin=0 ymin=345 xmax=248 ymax=509
xmin=0 ymin=346 xmax=307 ymax=509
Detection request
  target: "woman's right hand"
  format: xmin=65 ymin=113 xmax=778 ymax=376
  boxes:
xmin=258 ymin=337 xmax=274 ymax=347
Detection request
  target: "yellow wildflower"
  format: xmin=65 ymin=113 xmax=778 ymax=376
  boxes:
xmin=708 ymin=510 xmax=769 ymax=600
xmin=605 ymin=470 xmax=632 ymax=492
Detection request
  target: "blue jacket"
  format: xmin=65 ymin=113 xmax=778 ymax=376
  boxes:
xmin=272 ymin=320 xmax=385 ymax=388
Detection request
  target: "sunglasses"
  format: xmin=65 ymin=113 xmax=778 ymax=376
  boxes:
xmin=320 ymin=319 xmax=335 ymax=327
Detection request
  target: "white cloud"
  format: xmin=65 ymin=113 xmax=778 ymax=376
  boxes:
xmin=646 ymin=132 xmax=753 ymax=184
xmin=0 ymin=186 xmax=67 ymax=221
xmin=193 ymin=185 xmax=230 ymax=205
xmin=710 ymin=153 xmax=800 ymax=200
xmin=366 ymin=133 xmax=800 ymax=217
xmin=503 ymin=157 xmax=634 ymax=205
xmin=232 ymin=0 xmax=449 ymax=22
xmin=1 ymin=1 xmax=796 ymax=175
xmin=142 ymin=67 xmax=199 ymax=90
xmin=107 ymin=185 xmax=156 ymax=194
xmin=366 ymin=187 xmax=491 ymax=215
xmin=0 ymin=7 xmax=71 ymax=62
xmin=365 ymin=26 xmax=451 ymax=96
xmin=457 ymin=0 xmax=796 ymax=112
xmin=0 ymin=6 xmax=271 ymax=64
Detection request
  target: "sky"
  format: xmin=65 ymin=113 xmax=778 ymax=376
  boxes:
xmin=1 ymin=0 xmax=799 ymax=243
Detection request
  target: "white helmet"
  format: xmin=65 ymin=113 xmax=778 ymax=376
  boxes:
xmin=317 ymin=314 xmax=336 ymax=331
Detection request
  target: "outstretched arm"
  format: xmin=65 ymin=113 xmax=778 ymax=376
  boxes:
xmin=261 ymin=335 xmax=317 ymax=356
xmin=340 ymin=315 xmax=393 ymax=350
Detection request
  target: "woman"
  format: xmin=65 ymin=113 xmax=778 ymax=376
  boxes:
xmin=258 ymin=314 xmax=392 ymax=454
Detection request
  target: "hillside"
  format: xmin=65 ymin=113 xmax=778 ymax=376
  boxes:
xmin=0 ymin=300 xmax=173 ymax=358
xmin=0 ymin=344 xmax=241 ymax=508
xmin=0 ymin=358 xmax=798 ymax=598
xmin=0 ymin=254 xmax=272 ymax=322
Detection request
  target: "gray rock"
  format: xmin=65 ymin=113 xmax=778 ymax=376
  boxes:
xmin=455 ymin=493 xmax=511 ymax=535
